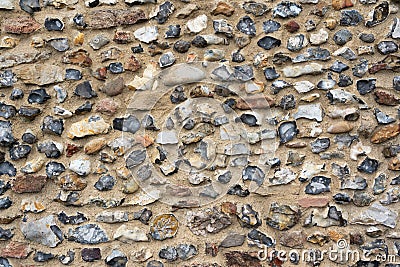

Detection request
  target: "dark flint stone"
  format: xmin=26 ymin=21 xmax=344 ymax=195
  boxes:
xmin=131 ymin=45 xmax=144 ymax=53
xmin=359 ymin=33 xmax=375 ymax=43
xmin=383 ymin=145 xmax=400 ymax=158
xmin=338 ymin=74 xmax=353 ymax=87
xmin=113 ymin=115 xmax=140 ymax=134
xmin=310 ymin=138 xmax=330 ymax=154
xmin=65 ymin=69 xmax=82 ymax=80
xmin=391 ymin=175 xmax=400 ymax=185
xmin=126 ymin=150 xmax=146 ymax=168
xmin=73 ymin=14 xmax=86 ymax=28
xmin=305 ymin=176 xmax=331 ymax=194
xmin=191 ymin=36 xmax=207 ymax=48
xmin=339 ymin=10 xmax=364 ymax=26
xmin=0 ymin=121 xmax=15 ymax=147
xmin=176 ymin=244 xmax=197 ymax=260
xmin=170 ymin=86 xmax=187 ymax=103
xmin=217 ymin=171 xmax=232 ymax=184
xmin=239 ymin=113 xmax=258 ymax=126
xmin=328 ymin=206 xmax=347 ymax=226
xmin=165 ymin=25 xmax=180 ymax=38
xmin=173 ymin=40 xmax=191 ymax=53
xmin=44 ymin=18 xmax=64 ymax=31
xmin=272 ymin=52 xmax=292 ymax=65
xmin=264 ymin=67 xmax=280 ymax=80
xmin=59 ymin=250 xmax=75 ymax=265
xmin=67 ymin=224 xmax=108 ymax=244
xmin=0 ymin=226 xmax=13 ymax=240
xmin=263 ymin=20 xmax=281 ymax=33
xmin=377 ymin=41 xmax=399 ymax=55
xmin=46 ymin=161 xmax=65 ymax=178
xmin=273 ymin=1 xmax=302 ymax=18
xmin=81 ymin=248 xmax=101 ymax=262
xmin=233 ymin=64 xmax=254 ymax=81
xmin=271 ymin=80 xmax=291 ymax=94
xmin=108 ymin=62 xmax=124 ymax=74
xmin=248 ymin=229 xmax=274 ymax=247
xmin=374 ymin=108 xmax=395 ymax=124
xmin=75 ymin=101 xmax=93 ymax=115
xmin=154 ymin=1 xmax=174 ymax=24
xmin=0 ymin=196 xmax=12 ymax=209
xmin=58 ymin=211 xmax=88 ymax=225
xmin=0 ymin=162 xmax=16 ymax=177
xmin=333 ymin=29 xmax=353 ymax=45
xmin=19 ymin=0 xmax=40 ymax=14
xmin=10 ymin=88 xmax=24 ymax=100
xmin=356 ymin=79 xmax=376 ymax=95
xmin=28 ymin=88 xmax=50 ymax=104
xmin=236 ymin=16 xmax=256 ymax=36
xmin=287 ymin=34 xmax=306 ymax=52
xmin=257 ymin=36 xmax=281 ymax=50
xmin=352 ymin=59 xmax=369 ymax=78
xmin=394 ymin=76 xmax=400 ymax=91
xmin=242 ymin=165 xmax=265 ymax=186
xmin=333 ymin=193 xmax=352 ymax=204
xmin=232 ymin=51 xmax=245 ymax=63
xmin=74 ymin=81 xmax=97 ymax=98
xmin=105 ymin=249 xmax=128 ymax=267
xmin=330 ymin=61 xmax=349 ymax=73
xmin=292 ymin=47 xmax=331 ymax=63
xmin=34 ymin=252 xmax=55 ymax=262
xmin=357 ymin=157 xmax=379 ymax=174
xmin=18 ymin=106 xmax=41 ymax=120
xmin=159 ymin=246 xmax=178 ymax=262
xmin=222 ymin=98 xmax=236 ymax=113
xmin=37 ymin=141 xmax=62 ymax=158
xmin=133 ymin=208 xmax=152 ymax=224
xmin=0 ymin=179 xmax=10 ymax=195
xmin=0 ymin=102 xmax=17 ymax=119
xmin=227 ymin=184 xmax=250 ymax=197
xmin=9 ymin=143 xmax=31 ymax=160
xmin=278 ymin=121 xmax=298 ymax=143
xmin=279 ymin=94 xmax=296 ymax=110
xmin=41 ymin=115 xmax=64 ymax=136
xmin=94 ymin=175 xmax=116 ymax=191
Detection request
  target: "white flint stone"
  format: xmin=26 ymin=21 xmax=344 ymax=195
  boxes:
xmin=134 ymin=26 xmax=159 ymax=43
xmin=69 ymin=157 xmax=91 ymax=176
xmin=186 ymin=14 xmax=208 ymax=33
xmin=293 ymin=81 xmax=315 ymax=93
xmin=156 ymin=131 xmax=178 ymax=144
xmin=310 ymin=29 xmax=329 ymax=45
xmin=114 ymin=225 xmax=149 ymax=242
xmin=282 ymin=63 xmax=323 ymax=78
xmin=293 ymin=103 xmax=323 ymax=122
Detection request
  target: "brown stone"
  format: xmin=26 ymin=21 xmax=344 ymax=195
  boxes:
xmin=221 ymin=202 xmax=237 ymax=215
xmin=225 ymin=251 xmax=261 ymax=267
xmin=3 ymin=16 xmax=41 ymax=34
xmin=327 ymin=230 xmax=345 ymax=242
xmin=285 ymin=141 xmax=307 ymax=148
xmin=0 ymin=241 xmax=31 ymax=259
xmin=279 ymin=231 xmax=305 ymax=248
xmin=56 ymin=174 xmax=87 ymax=191
xmin=93 ymin=67 xmax=108 ymax=80
xmin=101 ymin=77 xmax=125 ymax=96
xmin=389 ymin=157 xmax=400 ymax=171
xmin=374 ymin=90 xmax=400 ymax=106
xmin=211 ymin=2 xmax=235 ymax=16
xmin=125 ymin=55 xmax=141 ymax=72
xmin=62 ymin=49 xmax=92 ymax=67
xmin=298 ymin=197 xmax=330 ymax=208
xmin=205 ymin=242 xmax=219 ymax=257
xmin=327 ymin=121 xmax=353 ymax=133
xmin=371 ymin=124 xmax=400 ymax=144
xmin=84 ymin=138 xmax=107 ymax=154
xmin=135 ymin=135 xmax=154 ymax=148
xmin=12 ymin=175 xmax=46 ymax=193
xmin=284 ymin=20 xmax=300 ymax=33
xmin=236 ymin=94 xmax=275 ymax=110
xmin=350 ymin=232 xmax=364 ymax=245
xmin=88 ymin=9 xmax=146 ymax=29
xmin=113 ymin=30 xmax=133 ymax=44
xmin=332 ymin=0 xmax=353 ymax=10
xmin=95 ymin=98 xmax=118 ymax=115
xmin=66 ymin=143 xmax=81 ymax=157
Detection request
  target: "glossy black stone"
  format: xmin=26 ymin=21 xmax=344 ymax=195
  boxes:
xmin=44 ymin=18 xmax=64 ymax=31
xmin=74 ymin=81 xmax=97 ymax=99
xmin=357 ymin=157 xmax=379 ymax=174
xmin=75 ymin=101 xmax=93 ymax=115
xmin=257 ymin=36 xmax=281 ymax=50
xmin=28 ymin=88 xmax=50 ymax=104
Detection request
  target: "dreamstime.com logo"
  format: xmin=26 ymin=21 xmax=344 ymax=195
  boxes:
xmin=257 ymin=239 xmax=400 ymax=264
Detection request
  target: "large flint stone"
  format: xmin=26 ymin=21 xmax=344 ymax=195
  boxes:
xmin=20 ymin=215 xmax=63 ymax=247
xmin=352 ymin=203 xmax=397 ymax=228
xmin=67 ymin=224 xmax=109 ymax=244
xmin=161 ymin=65 xmax=205 ymax=86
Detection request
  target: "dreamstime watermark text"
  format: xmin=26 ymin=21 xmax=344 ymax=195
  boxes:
xmin=258 ymin=239 xmax=400 ymax=264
